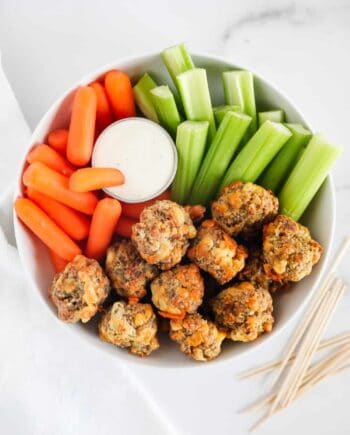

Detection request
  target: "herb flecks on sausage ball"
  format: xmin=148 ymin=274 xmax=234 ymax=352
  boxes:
xmin=132 ymin=200 xmax=197 ymax=270
xmin=170 ymin=313 xmax=226 ymax=362
xmin=263 ymin=214 xmax=323 ymax=282
xmin=238 ymin=245 xmax=285 ymax=293
xmin=49 ymin=255 xmax=110 ymax=323
xmin=187 ymin=219 xmax=247 ymax=285
xmin=99 ymin=301 xmax=159 ymax=357
xmin=211 ymin=282 xmax=274 ymax=342
xmin=105 ymin=238 xmax=158 ymax=300
xmin=151 ymin=264 xmax=204 ymax=317
xmin=212 ymin=181 xmax=278 ymax=239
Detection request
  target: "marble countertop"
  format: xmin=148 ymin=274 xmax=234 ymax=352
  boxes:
xmin=0 ymin=1 xmax=349 ymax=434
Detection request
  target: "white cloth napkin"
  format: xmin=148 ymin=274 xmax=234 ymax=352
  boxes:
xmin=0 ymin=56 xmax=175 ymax=435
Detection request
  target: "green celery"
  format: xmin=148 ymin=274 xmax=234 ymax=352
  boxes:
xmin=171 ymin=121 xmax=209 ymax=204
xmin=189 ymin=111 xmax=252 ymax=205
xmin=214 ymin=105 xmax=240 ymax=126
xmin=161 ymin=43 xmax=194 ymax=88
xmin=260 ymin=123 xmax=312 ymax=192
xmin=258 ymin=110 xmax=285 ymax=126
xmin=279 ymin=133 xmax=342 ymax=221
xmin=222 ymin=70 xmax=257 ymax=140
xmin=176 ymin=68 xmax=216 ymax=142
xmin=150 ymin=86 xmax=181 ymax=138
xmin=220 ymin=121 xmax=292 ymax=189
xmin=133 ymin=73 xmax=159 ymax=122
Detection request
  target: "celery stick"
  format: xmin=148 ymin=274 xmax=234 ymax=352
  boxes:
xmin=214 ymin=105 xmax=240 ymax=126
xmin=222 ymin=70 xmax=257 ymax=139
xmin=133 ymin=73 xmax=159 ymax=123
xmin=220 ymin=121 xmax=292 ymax=189
xmin=258 ymin=110 xmax=285 ymax=126
xmin=150 ymin=86 xmax=181 ymax=138
xmin=161 ymin=43 xmax=194 ymax=88
xmin=171 ymin=121 xmax=209 ymax=204
xmin=189 ymin=111 xmax=252 ymax=205
xmin=260 ymin=123 xmax=312 ymax=192
xmin=177 ymin=68 xmax=216 ymax=142
xmin=279 ymin=133 xmax=342 ymax=221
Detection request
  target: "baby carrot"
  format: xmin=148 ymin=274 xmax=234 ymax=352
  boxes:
xmin=23 ymin=162 xmax=98 ymax=215
xmin=90 ymin=82 xmax=114 ymax=131
xmin=67 ymin=86 xmax=97 ymax=166
xmin=27 ymin=187 xmax=90 ymax=240
xmin=104 ymin=70 xmax=136 ymax=119
xmin=49 ymin=249 xmax=69 ymax=273
xmin=85 ymin=198 xmax=122 ymax=260
xmin=69 ymin=167 xmax=125 ymax=192
xmin=114 ymin=215 xmax=137 ymax=238
xmin=27 ymin=144 xmax=75 ymax=176
xmin=47 ymin=129 xmax=69 ymax=155
xmin=158 ymin=311 xmax=186 ymax=320
xmin=14 ymin=198 xmax=81 ymax=261
xmin=120 ymin=190 xmax=171 ymax=219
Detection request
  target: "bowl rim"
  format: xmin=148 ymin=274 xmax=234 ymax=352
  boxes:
xmin=13 ymin=49 xmax=336 ymax=369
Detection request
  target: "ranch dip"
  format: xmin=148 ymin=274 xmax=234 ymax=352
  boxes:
xmin=92 ymin=118 xmax=177 ymax=203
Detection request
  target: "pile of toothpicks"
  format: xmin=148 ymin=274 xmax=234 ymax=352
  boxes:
xmin=240 ymin=236 xmax=350 ymax=431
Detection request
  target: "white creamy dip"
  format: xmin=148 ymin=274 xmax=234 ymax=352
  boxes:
xmin=92 ymin=118 xmax=177 ymax=202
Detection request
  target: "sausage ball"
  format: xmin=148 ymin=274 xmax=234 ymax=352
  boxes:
xmin=238 ymin=245 xmax=284 ymax=293
xmin=262 ymin=214 xmax=323 ymax=282
xmin=170 ymin=313 xmax=226 ymax=361
xmin=187 ymin=219 xmax=248 ymax=285
xmin=211 ymin=282 xmax=274 ymax=342
xmin=105 ymin=238 xmax=159 ymax=300
xmin=49 ymin=255 xmax=110 ymax=323
xmin=151 ymin=264 xmax=204 ymax=316
xmin=212 ymin=181 xmax=278 ymax=239
xmin=99 ymin=301 xmax=159 ymax=357
xmin=132 ymin=200 xmax=197 ymax=270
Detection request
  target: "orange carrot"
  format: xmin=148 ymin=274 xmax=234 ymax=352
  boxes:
xmin=85 ymin=198 xmax=122 ymax=260
xmin=23 ymin=162 xmax=97 ymax=215
xmin=120 ymin=190 xmax=171 ymax=219
xmin=27 ymin=187 xmax=90 ymax=240
xmin=114 ymin=215 xmax=137 ymax=238
xmin=69 ymin=167 xmax=125 ymax=192
xmin=14 ymin=198 xmax=81 ymax=261
xmin=27 ymin=144 xmax=75 ymax=176
xmin=184 ymin=204 xmax=206 ymax=222
xmin=49 ymin=249 xmax=69 ymax=273
xmin=47 ymin=129 xmax=69 ymax=155
xmin=67 ymin=86 xmax=97 ymax=166
xmin=104 ymin=70 xmax=136 ymax=119
xmin=90 ymin=82 xmax=114 ymax=131
xmin=158 ymin=311 xmax=186 ymax=320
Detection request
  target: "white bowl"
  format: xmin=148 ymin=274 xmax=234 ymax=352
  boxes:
xmin=13 ymin=52 xmax=335 ymax=368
